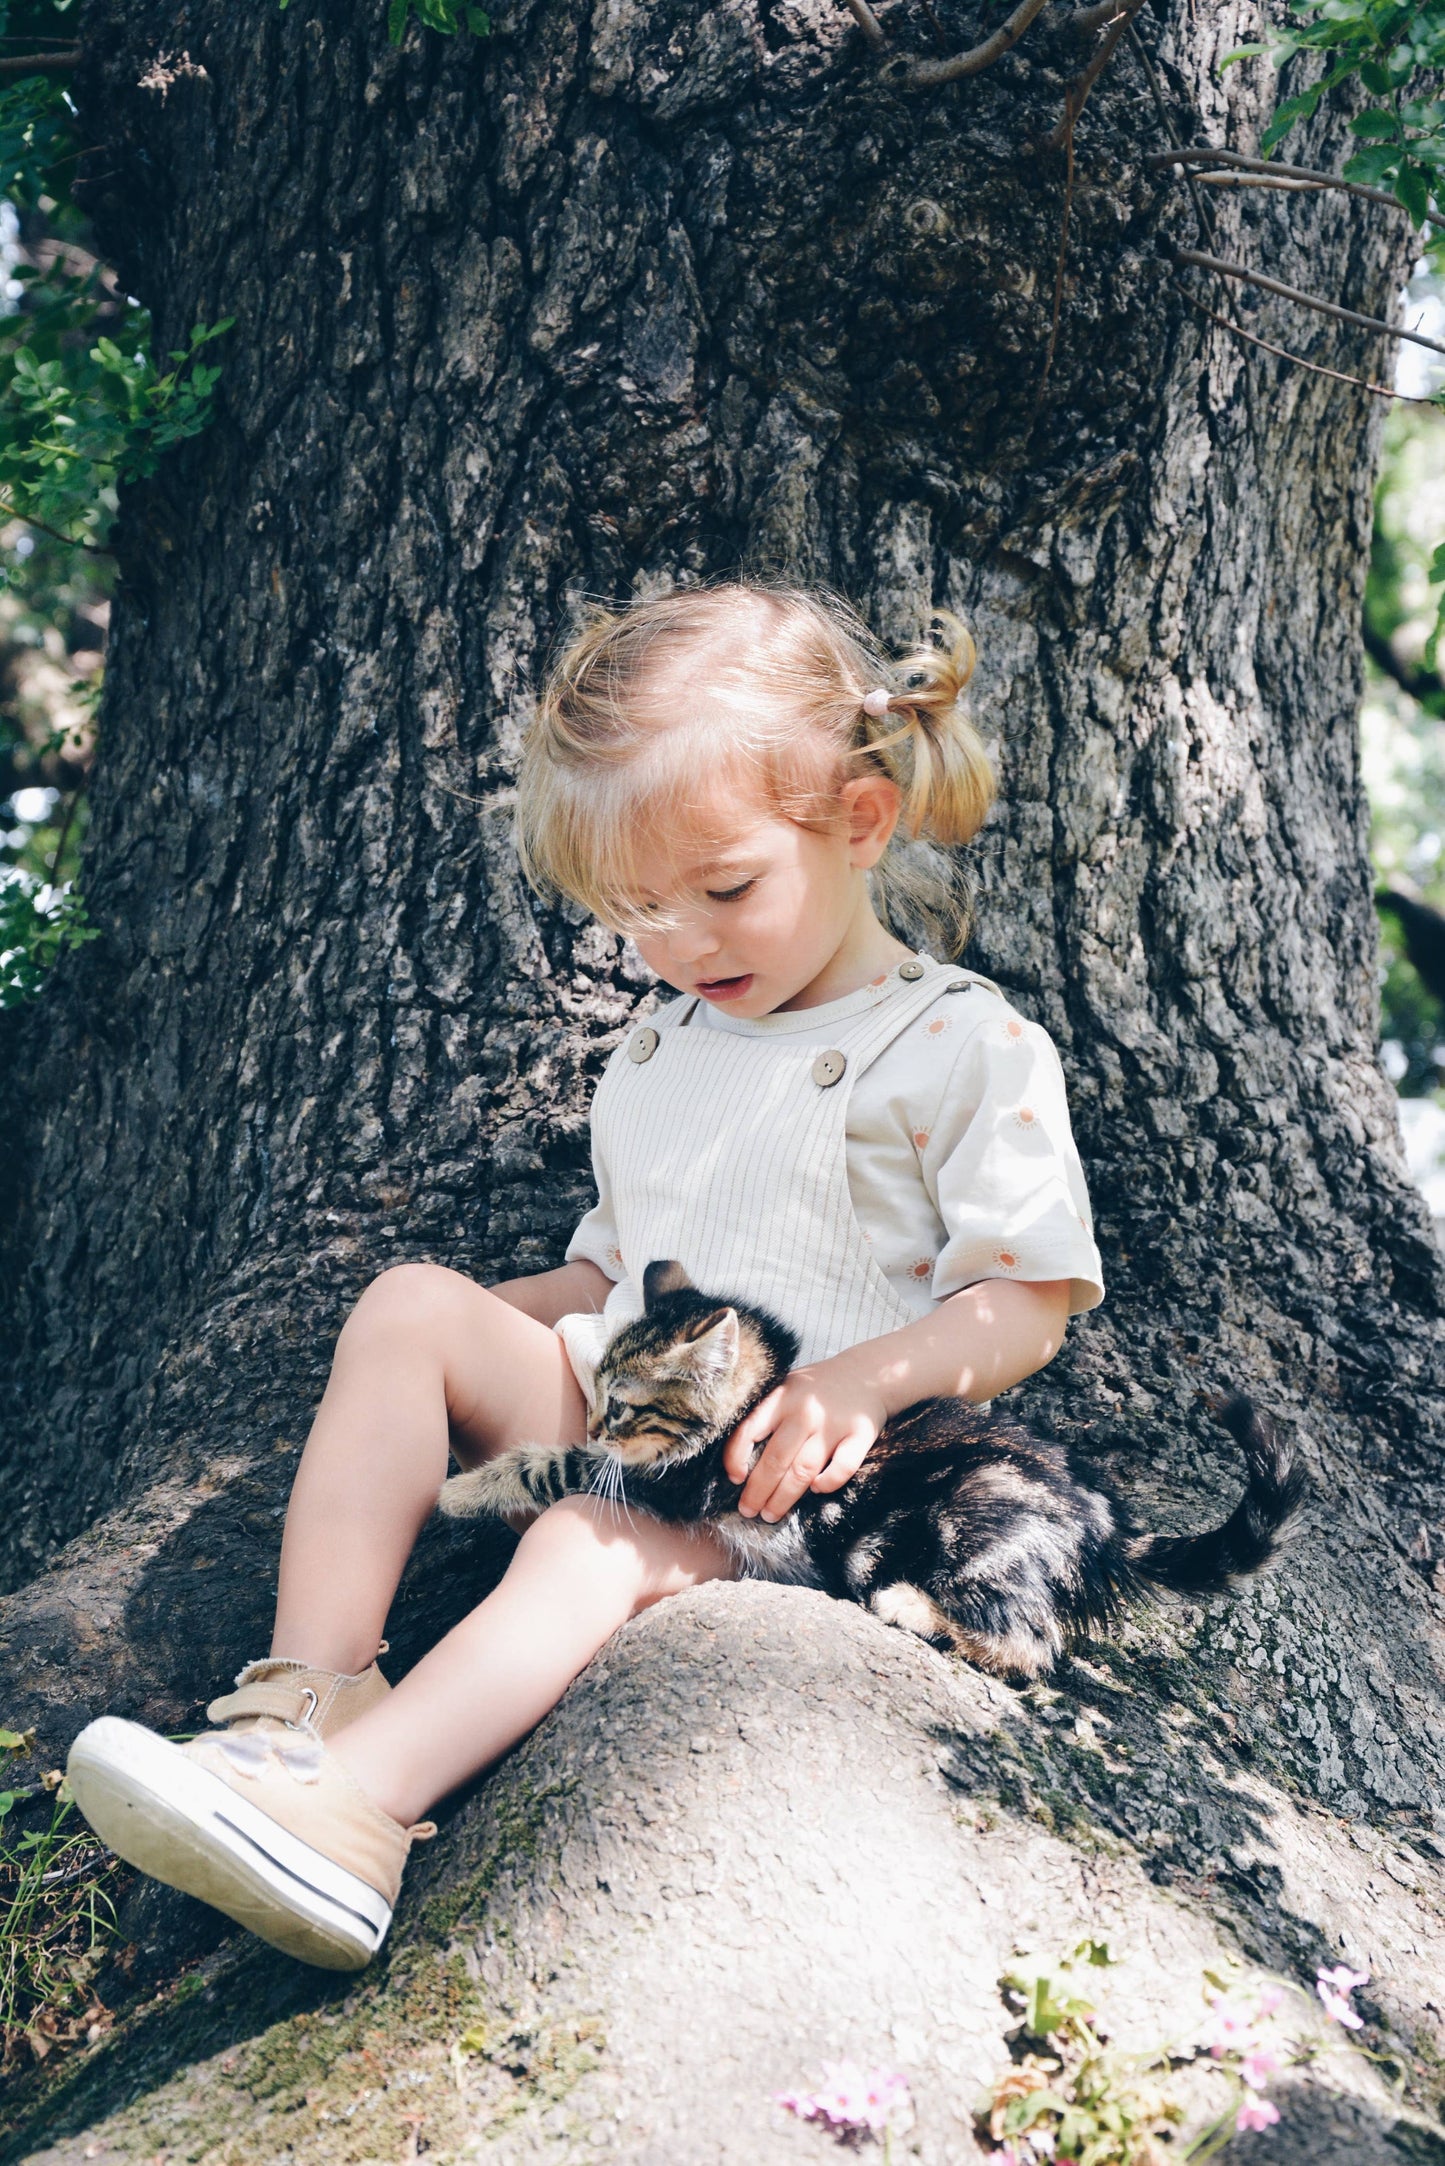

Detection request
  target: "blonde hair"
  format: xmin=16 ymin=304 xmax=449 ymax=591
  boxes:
xmin=516 ymin=579 xmax=995 ymax=956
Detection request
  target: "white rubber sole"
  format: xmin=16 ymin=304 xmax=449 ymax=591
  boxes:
xmin=66 ymin=1718 xmax=391 ymax=1971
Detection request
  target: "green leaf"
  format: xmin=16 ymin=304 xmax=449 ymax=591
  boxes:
xmin=1002 ymin=2089 xmax=1072 ymax=2134
xmin=1396 ymin=161 xmax=1431 ymax=224
xmin=0 ymin=1727 xmax=29 ymax=1749
xmin=0 ymin=1789 xmax=15 ymax=1817
xmin=465 ymin=5 xmax=491 ymax=29
xmin=1261 ymin=84 xmax=1325 ymax=152
xmin=1427 ymin=542 xmax=1445 ymax=585
xmin=1350 ymin=108 xmax=1400 ymax=139
xmin=1344 ymin=142 xmax=1406 ymax=185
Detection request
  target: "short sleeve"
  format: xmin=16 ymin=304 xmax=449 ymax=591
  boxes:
xmin=922 ymin=1004 xmax=1104 ymax=1316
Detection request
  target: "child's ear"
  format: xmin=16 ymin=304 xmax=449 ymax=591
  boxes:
xmin=677 ymin=1307 xmax=740 ymax=1382
xmin=841 ymin=774 xmax=901 ymax=868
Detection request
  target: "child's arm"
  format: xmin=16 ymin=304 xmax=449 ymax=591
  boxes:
xmin=491 ymin=1259 xmax=615 ymax=1328
xmin=723 ymin=1277 xmax=1070 ymax=1524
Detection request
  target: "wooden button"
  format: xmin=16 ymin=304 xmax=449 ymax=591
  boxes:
xmin=628 ymin=1027 xmax=660 ymax=1063
xmin=898 ymin=959 xmax=925 ymax=981
xmin=812 ymin=1049 xmax=847 ymax=1088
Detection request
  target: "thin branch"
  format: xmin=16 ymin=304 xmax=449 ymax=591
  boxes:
xmin=0 ymin=497 xmax=110 ymax=555
xmin=0 ymin=46 xmax=78 ymax=74
xmin=1069 ymin=0 xmax=1134 ymax=33
xmin=1042 ymin=0 xmax=1146 ymax=152
xmin=918 ymin=0 xmax=949 ymax=53
xmin=46 ymin=778 xmax=86 ymax=887
xmin=1145 ymin=145 xmax=1401 ymax=212
xmin=1176 ymin=286 xmax=1434 ymax=404
xmin=1364 ymin=621 xmax=1445 ymax=707
xmin=842 ymin=0 xmax=887 ymax=50
xmin=892 ymin=0 xmax=1049 ymax=90
xmin=1171 ymin=244 xmax=1445 ymax=359
xmin=1036 ymin=104 xmax=1076 ymax=408
xmin=1125 ymin=24 xmax=1220 ymax=256
xmin=1196 ymin=172 xmax=1358 ymax=193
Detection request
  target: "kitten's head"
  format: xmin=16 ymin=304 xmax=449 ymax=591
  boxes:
xmin=588 ymin=1260 xmax=795 ymax=1469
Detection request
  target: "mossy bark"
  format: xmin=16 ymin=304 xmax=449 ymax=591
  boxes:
xmin=0 ymin=1 xmax=1442 ymax=2158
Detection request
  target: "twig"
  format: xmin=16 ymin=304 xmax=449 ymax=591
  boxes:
xmin=893 ymin=0 xmax=1050 ymax=90
xmin=1176 ymin=286 xmax=1434 ymax=403
xmin=1036 ymin=103 xmax=1076 ymax=405
xmin=0 ymin=496 xmax=110 ymax=555
xmin=1171 ymin=244 xmax=1445 ymax=359
xmin=1364 ymin=621 xmax=1445 ymax=706
xmin=46 ymin=780 xmax=86 ymax=886
xmin=842 ymin=0 xmax=887 ymax=50
xmin=1069 ymin=0 xmax=1134 ymax=33
xmin=1145 ymin=145 xmax=1402 ymax=212
xmin=1042 ymin=0 xmax=1146 ymax=151
xmin=1126 ymin=24 xmax=1219 ymax=255
xmin=0 ymin=47 xmax=78 ymax=75
xmin=1195 ymin=172 xmax=1358 ymax=193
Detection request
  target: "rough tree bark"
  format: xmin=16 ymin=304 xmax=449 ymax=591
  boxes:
xmin=1 ymin=1 xmax=1443 ymax=2158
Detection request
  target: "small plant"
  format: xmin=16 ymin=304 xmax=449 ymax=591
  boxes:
xmin=0 ymin=872 xmax=97 ymax=1006
xmin=0 ymin=1725 xmax=121 ymax=2065
xmin=0 ymin=312 xmax=234 ymax=551
xmin=977 ymin=1941 xmax=1379 ymax=2164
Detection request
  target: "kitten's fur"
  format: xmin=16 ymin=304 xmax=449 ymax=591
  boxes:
xmin=439 ymin=1261 xmax=1306 ymax=1678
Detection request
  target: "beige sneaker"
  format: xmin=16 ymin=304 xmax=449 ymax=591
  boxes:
xmin=66 ymin=1653 xmax=432 ymax=1971
xmin=203 ymin=1652 xmax=393 ymax=1739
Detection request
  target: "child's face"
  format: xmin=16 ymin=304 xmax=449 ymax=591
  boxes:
xmin=626 ymin=782 xmax=897 ymax=1016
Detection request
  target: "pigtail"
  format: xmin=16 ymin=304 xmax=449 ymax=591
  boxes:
xmin=859 ymin=611 xmax=995 ymax=848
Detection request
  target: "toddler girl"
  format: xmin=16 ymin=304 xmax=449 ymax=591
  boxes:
xmin=67 ymin=581 xmax=1103 ymax=1971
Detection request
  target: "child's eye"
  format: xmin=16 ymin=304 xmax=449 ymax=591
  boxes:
xmin=706 ymin=878 xmax=757 ymax=903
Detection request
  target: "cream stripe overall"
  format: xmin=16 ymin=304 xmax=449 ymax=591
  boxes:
xmin=556 ymin=957 xmax=993 ymax=1385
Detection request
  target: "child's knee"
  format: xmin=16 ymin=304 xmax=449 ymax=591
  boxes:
xmin=340 ymin=1262 xmax=478 ymax=1351
xmin=516 ymin=1496 xmax=734 ymax=1614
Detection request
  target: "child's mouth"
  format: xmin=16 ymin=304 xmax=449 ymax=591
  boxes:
xmin=695 ymin=973 xmax=753 ymax=1002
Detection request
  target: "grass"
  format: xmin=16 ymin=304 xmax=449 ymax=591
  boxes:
xmin=0 ymin=1725 xmax=123 ymax=2067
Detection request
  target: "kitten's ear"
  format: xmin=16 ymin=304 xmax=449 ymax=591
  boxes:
xmin=679 ymin=1307 xmax=740 ymax=1382
xmin=643 ymin=1259 xmax=692 ymax=1309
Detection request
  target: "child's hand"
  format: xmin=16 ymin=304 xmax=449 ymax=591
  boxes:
xmin=723 ymin=1356 xmax=891 ymax=1523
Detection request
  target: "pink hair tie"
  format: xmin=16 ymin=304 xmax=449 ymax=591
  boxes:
xmin=862 ymin=687 xmax=892 ymax=717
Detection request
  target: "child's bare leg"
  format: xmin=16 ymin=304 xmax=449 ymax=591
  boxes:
xmin=330 ymin=1499 xmax=735 ymax=1826
xmin=271 ymin=1264 xmax=589 ymax=1675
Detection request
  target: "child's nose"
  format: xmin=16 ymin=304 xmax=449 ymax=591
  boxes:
xmin=667 ymin=916 xmax=718 ymax=963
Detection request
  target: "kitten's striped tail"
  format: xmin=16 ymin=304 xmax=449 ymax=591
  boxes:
xmin=1125 ymin=1394 xmax=1307 ymax=1593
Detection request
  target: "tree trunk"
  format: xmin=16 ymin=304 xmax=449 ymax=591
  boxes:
xmin=2 ymin=1 xmax=1443 ymax=2156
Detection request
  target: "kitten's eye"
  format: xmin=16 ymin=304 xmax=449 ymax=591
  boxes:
xmin=705 ymin=878 xmax=757 ymax=903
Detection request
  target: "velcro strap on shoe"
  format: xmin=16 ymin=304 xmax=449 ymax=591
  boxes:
xmin=206 ymin=1679 xmax=318 ymax=1728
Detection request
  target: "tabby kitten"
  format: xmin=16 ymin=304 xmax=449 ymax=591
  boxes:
xmin=438 ymin=1261 xmax=1305 ymax=1679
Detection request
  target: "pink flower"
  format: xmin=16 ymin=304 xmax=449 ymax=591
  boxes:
xmin=775 ymin=2062 xmax=911 ymax=2138
xmin=1316 ymin=1965 xmax=1369 ymax=2029
xmin=1203 ymin=1992 xmax=1263 ymax=2057
xmin=1240 ymin=2047 xmax=1281 ymax=2091
xmin=1236 ymin=2095 xmax=1281 ymax=2134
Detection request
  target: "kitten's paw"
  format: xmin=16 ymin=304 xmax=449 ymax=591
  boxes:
xmin=436 ymin=1463 xmax=521 ymax=1520
xmin=868 ymin=1582 xmax=956 ymax=1647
